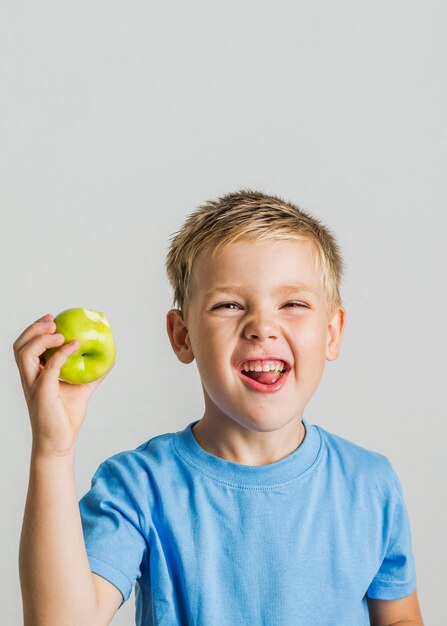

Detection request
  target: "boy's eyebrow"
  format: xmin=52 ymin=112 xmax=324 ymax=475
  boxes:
xmin=205 ymin=284 xmax=318 ymax=297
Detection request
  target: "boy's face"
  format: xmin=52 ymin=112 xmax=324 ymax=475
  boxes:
xmin=166 ymin=238 xmax=345 ymax=435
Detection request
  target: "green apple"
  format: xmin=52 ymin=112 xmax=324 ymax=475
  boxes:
xmin=42 ymin=308 xmax=116 ymax=384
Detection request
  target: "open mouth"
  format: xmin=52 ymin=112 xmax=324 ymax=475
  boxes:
xmin=241 ymin=368 xmax=287 ymax=385
xmin=238 ymin=360 xmax=291 ymax=392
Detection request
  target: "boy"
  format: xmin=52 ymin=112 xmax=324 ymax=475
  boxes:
xmin=16 ymin=189 xmax=423 ymax=625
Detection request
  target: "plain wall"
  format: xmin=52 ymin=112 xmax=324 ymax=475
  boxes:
xmin=1 ymin=1 xmax=445 ymax=623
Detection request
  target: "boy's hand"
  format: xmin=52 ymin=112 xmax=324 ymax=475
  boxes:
xmin=13 ymin=313 xmax=112 ymax=457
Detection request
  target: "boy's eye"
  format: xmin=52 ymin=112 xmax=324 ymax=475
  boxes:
xmin=212 ymin=302 xmax=308 ymax=310
xmin=213 ymin=303 xmax=239 ymax=310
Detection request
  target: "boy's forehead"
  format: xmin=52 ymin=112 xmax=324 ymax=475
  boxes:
xmin=190 ymin=238 xmax=323 ymax=293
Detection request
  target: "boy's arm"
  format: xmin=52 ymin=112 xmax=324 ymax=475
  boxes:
xmin=93 ymin=573 xmax=124 ymax=624
xmin=366 ymin=589 xmax=424 ymax=626
xmin=14 ymin=315 xmax=118 ymax=624
xmin=19 ymin=451 xmax=106 ymax=626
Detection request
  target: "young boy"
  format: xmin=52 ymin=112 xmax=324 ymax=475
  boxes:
xmin=16 ymin=189 xmax=423 ymax=625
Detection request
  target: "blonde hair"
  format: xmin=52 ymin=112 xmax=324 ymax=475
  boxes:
xmin=165 ymin=189 xmax=344 ymax=318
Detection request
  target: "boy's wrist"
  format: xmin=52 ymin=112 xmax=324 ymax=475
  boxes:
xmin=31 ymin=441 xmax=77 ymax=464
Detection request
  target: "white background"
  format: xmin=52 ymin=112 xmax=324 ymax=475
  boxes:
xmin=1 ymin=1 xmax=445 ymax=623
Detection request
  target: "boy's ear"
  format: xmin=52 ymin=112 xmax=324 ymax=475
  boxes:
xmin=326 ymin=307 xmax=346 ymax=361
xmin=166 ymin=309 xmax=195 ymax=364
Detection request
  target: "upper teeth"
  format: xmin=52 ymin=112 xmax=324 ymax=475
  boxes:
xmin=241 ymin=360 xmax=286 ymax=372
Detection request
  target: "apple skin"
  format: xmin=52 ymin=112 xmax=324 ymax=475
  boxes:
xmin=42 ymin=308 xmax=116 ymax=384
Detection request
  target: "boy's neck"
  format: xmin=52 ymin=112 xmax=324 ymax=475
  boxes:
xmin=191 ymin=417 xmax=306 ymax=466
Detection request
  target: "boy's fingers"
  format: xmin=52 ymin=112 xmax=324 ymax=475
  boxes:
xmin=13 ymin=315 xmax=55 ymax=364
xmin=16 ymin=333 xmax=66 ymax=389
xmin=41 ymin=340 xmax=80 ymax=381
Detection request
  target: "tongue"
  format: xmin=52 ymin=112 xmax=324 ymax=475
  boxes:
xmin=244 ymin=370 xmax=281 ymax=385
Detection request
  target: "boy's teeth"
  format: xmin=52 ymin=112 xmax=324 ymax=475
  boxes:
xmin=241 ymin=360 xmax=286 ymax=372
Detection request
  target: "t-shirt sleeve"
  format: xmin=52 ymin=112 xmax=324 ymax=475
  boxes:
xmin=78 ymin=459 xmax=149 ymax=606
xmin=367 ymin=461 xmax=417 ymax=600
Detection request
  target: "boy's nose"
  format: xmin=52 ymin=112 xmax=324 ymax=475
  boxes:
xmin=243 ymin=315 xmax=279 ymax=341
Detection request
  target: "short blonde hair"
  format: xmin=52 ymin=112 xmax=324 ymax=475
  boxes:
xmin=165 ymin=189 xmax=344 ymax=319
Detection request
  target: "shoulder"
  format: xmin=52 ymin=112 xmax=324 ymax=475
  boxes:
xmin=315 ymin=422 xmax=390 ymax=467
xmin=82 ymin=430 xmax=179 ymax=521
xmin=107 ymin=430 xmax=175 ymax=464
xmin=92 ymin=430 xmax=178 ymax=488
xmin=313 ymin=423 xmax=401 ymax=497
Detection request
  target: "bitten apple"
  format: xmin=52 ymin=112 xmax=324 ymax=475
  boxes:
xmin=42 ymin=308 xmax=116 ymax=384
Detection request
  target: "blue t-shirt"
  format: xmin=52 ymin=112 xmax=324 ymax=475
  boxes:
xmin=79 ymin=419 xmax=417 ymax=625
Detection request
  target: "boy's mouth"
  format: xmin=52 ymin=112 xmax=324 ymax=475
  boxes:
xmin=237 ymin=359 xmax=291 ymax=393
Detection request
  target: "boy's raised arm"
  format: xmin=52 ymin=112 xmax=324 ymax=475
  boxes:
xmin=14 ymin=314 xmax=117 ymax=626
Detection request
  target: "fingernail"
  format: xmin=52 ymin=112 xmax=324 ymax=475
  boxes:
xmin=41 ymin=314 xmax=52 ymax=322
